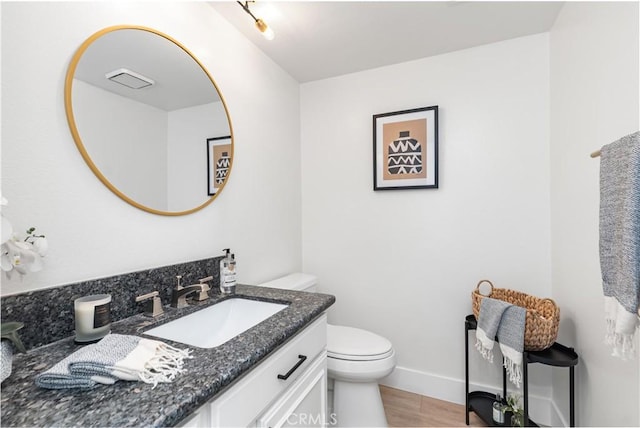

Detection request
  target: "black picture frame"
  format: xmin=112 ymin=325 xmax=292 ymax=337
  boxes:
xmin=373 ymin=105 xmax=438 ymax=190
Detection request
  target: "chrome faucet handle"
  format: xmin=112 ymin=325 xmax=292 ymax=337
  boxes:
xmin=192 ymin=276 xmax=212 ymax=300
xmin=195 ymin=289 xmax=209 ymax=301
xmin=197 ymin=276 xmax=213 ymax=294
xmin=175 ymin=275 xmax=183 ymax=290
xmin=194 ymin=276 xmax=212 ymax=301
xmin=135 ymin=291 xmax=164 ymax=317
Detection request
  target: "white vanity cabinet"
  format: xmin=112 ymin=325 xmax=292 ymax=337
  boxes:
xmin=179 ymin=314 xmax=328 ymax=428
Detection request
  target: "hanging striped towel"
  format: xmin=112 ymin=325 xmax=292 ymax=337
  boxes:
xmin=599 ymin=131 xmax=640 ymax=360
xmin=35 ymin=334 xmax=192 ymax=389
xmin=476 ymin=297 xmax=526 ymax=387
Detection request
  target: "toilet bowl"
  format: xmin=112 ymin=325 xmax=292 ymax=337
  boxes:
xmin=327 ymin=324 xmax=396 ymax=427
xmin=258 ymin=273 xmax=396 ymax=427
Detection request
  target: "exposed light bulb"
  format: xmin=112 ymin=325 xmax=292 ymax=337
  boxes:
xmin=255 ymin=19 xmax=275 ymax=40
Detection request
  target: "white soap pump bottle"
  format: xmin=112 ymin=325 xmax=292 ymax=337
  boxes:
xmin=219 ymin=248 xmax=231 ymax=291
xmin=220 ymin=249 xmax=236 ymax=294
xmin=226 ymin=254 xmax=237 ymax=292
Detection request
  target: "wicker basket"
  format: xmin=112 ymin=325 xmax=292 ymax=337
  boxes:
xmin=471 ymin=280 xmax=560 ymax=351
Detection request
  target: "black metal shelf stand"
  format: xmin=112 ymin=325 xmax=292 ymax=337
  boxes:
xmin=465 ymin=314 xmax=578 ymax=427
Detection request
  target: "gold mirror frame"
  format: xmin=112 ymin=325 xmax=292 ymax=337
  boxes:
xmin=64 ymin=25 xmax=234 ymax=216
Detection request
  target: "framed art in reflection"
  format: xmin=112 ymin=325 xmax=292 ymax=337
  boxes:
xmin=207 ymin=136 xmax=232 ymax=195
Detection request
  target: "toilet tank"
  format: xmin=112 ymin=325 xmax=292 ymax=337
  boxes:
xmin=258 ymin=273 xmax=318 ymax=292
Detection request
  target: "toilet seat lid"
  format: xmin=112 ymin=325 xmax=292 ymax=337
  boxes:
xmin=327 ymin=325 xmax=393 ymax=361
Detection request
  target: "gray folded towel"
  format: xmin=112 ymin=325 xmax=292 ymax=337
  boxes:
xmin=476 ymin=297 xmax=526 ymax=387
xmin=35 ymin=334 xmax=191 ymax=389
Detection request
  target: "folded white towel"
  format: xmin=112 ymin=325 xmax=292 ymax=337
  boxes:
xmin=35 ymin=334 xmax=191 ymax=389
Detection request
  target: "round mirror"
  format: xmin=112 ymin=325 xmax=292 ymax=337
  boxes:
xmin=65 ymin=25 xmax=233 ymax=215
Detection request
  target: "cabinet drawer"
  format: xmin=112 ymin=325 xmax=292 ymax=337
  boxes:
xmin=210 ymin=314 xmax=327 ymax=427
xmin=256 ymin=352 xmax=327 ymax=428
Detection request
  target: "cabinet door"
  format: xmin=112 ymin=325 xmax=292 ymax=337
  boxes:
xmin=257 ymin=352 xmax=327 ymax=428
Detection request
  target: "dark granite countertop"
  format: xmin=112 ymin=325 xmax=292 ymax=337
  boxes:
xmin=0 ymin=285 xmax=335 ymax=427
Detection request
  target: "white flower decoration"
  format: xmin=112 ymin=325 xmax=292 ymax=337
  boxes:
xmin=0 ymin=197 xmax=48 ymax=279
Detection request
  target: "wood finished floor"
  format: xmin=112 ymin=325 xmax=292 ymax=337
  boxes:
xmin=380 ymin=385 xmax=486 ymax=427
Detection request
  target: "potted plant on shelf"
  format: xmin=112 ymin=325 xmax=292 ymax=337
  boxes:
xmin=503 ymin=394 xmax=524 ymax=427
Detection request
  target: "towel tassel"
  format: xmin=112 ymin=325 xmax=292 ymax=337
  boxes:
xmin=475 ymin=338 xmax=494 ymax=363
xmin=605 ymin=319 xmax=636 ymax=360
xmin=503 ymin=356 xmax=522 ymax=388
xmin=139 ymin=343 xmax=193 ymax=388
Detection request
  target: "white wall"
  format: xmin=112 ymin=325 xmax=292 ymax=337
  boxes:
xmin=550 ymin=2 xmax=639 ymax=426
xmin=167 ymin=101 xmax=229 ymax=212
xmin=73 ymin=79 xmax=169 ymax=210
xmin=301 ymin=33 xmax=553 ymax=418
xmin=1 ymin=1 xmax=302 ymax=295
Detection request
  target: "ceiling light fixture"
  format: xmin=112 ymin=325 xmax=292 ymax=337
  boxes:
xmin=237 ymin=1 xmax=275 ymax=41
xmin=105 ymin=68 xmax=154 ymax=89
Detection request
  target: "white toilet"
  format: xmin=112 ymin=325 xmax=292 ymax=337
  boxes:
xmin=258 ymin=273 xmax=396 ymax=427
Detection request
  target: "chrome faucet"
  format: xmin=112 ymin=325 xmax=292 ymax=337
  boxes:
xmin=170 ymin=275 xmax=212 ymax=308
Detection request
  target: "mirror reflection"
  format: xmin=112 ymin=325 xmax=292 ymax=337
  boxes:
xmin=65 ymin=26 xmax=233 ymax=215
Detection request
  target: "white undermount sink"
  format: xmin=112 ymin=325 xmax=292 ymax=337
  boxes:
xmin=144 ymin=297 xmax=289 ymax=348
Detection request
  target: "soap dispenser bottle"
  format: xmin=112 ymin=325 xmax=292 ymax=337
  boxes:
xmin=219 ymin=248 xmax=231 ymax=290
xmin=220 ymin=250 xmax=236 ymax=295
xmin=492 ymin=393 xmax=504 ymax=424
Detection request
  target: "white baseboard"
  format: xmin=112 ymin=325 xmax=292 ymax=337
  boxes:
xmin=380 ymin=366 xmax=561 ymax=427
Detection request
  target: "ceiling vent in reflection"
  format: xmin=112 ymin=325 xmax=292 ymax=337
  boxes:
xmin=105 ymin=68 xmax=155 ymax=89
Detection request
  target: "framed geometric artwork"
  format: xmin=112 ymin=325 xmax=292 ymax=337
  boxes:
xmin=206 ymin=136 xmax=232 ymax=195
xmin=373 ymin=105 xmax=438 ymax=190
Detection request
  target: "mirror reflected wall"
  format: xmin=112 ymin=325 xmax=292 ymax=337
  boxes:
xmin=65 ymin=25 xmax=233 ymax=215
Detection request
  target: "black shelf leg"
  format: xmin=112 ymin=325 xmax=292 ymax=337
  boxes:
xmin=465 ymin=320 xmax=470 ymax=425
xmin=523 ymin=354 xmax=529 ymax=427
xmin=570 ymin=365 xmax=575 ymax=427
xmin=502 ymin=364 xmax=507 ymax=399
